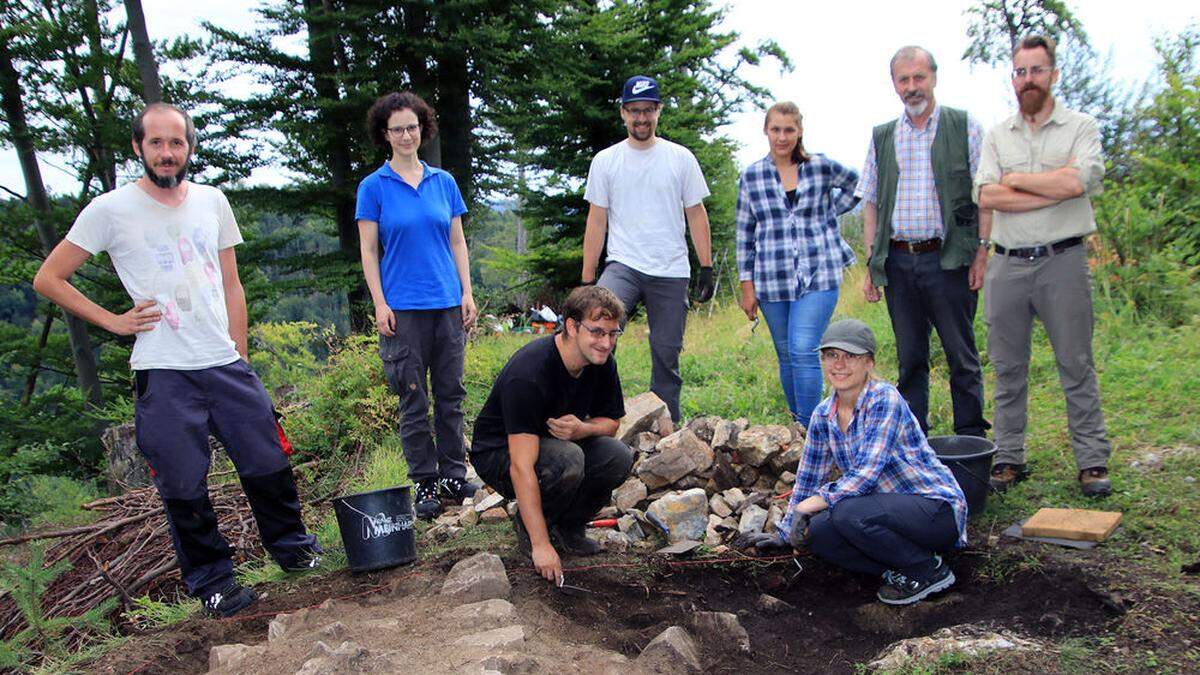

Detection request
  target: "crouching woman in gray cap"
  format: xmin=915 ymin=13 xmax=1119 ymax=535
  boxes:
xmin=742 ymin=319 xmax=968 ymax=605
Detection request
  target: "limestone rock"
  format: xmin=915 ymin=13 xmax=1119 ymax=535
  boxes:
xmin=294 ymin=641 xmax=371 ymax=675
xmin=474 ymin=491 xmax=505 ymax=513
xmin=652 ymin=411 xmax=675 ymax=437
xmin=268 ymin=607 xmax=318 ymax=643
xmin=588 ymin=528 xmax=632 ymax=552
xmin=721 ymin=488 xmax=746 ymax=511
xmin=685 ymin=415 xmax=722 ymax=444
xmin=708 ymin=494 xmax=732 ymax=518
xmin=756 ymin=594 xmax=794 ymax=614
xmin=646 ymin=488 xmax=709 ymax=543
xmin=441 ymin=552 xmax=511 ymax=602
xmin=765 ymin=504 xmax=783 ymax=534
xmin=787 ymin=421 xmax=807 ymax=443
xmin=459 ymin=508 xmax=480 ymax=527
xmin=634 ymin=431 xmax=661 ymax=453
xmin=769 ymin=444 xmax=805 ymax=475
xmin=738 ymin=465 xmax=759 ymax=488
xmin=612 ymin=478 xmax=649 ymax=511
xmin=692 ymin=611 xmax=751 ymax=653
xmin=738 ymin=504 xmax=768 ymax=535
xmin=637 ymin=450 xmax=695 ymax=489
xmin=655 ymin=429 xmax=714 ymax=473
xmin=479 ymin=507 xmax=508 ymax=523
xmin=636 ymin=626 xmax=702 ymax=673
xmin=869 ymin=624 xmax=1038 ymax=671
xmin=446 ymin=598 xmax=518 ymax=626
xmin=618 ymin=393 xmax=668 ymax=444
xmin=209 ymin=643 xmax=265 ymax=671
xmin=618 ymin=514 xmax=647 ymax=542
xmin=736 ymin=425 xmax=791 ymax=467
xmin=453 ymin=624 xmax=527 ymax=651
xmin=709 ymin=420 xmax=739 ymax=452
xmin=711 ymin=452 xmax=739 ymax=490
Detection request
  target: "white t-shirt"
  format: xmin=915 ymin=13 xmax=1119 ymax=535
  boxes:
xmin=66 ymin=182 xmax=244 ymax=371
xmin=584 ymin=138 xmax=710 ymax=278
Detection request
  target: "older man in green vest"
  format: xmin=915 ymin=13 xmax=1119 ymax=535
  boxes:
xmin=857 ymin=45 xmax=993 ymax=439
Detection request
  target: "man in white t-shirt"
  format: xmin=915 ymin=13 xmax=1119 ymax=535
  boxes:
xmin=33 ymin=103 xmax=319 ymax=618
xmin=581 ymin=75 xmax=714 ymax=423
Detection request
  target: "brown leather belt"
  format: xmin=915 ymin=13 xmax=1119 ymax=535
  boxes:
xmin=994 ymin=236 xmax=1083 ymax=259
xmin=890 ymin=238 xmax=942 ymax=254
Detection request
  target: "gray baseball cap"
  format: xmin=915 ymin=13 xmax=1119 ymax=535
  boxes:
xmin=817 ymin=319 xmax=876 ymax=355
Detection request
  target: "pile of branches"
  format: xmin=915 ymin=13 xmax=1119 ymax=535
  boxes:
xmin=0 ymin=462 xmax=313 ymax=645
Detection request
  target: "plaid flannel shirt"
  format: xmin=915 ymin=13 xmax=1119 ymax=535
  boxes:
xmin=736 ymin=154 xmax=860 ymax=303
xmin=779 ymin=379 xmax=968 ymax=548
xmin=855 ymin=106 xmax=984 ymax=241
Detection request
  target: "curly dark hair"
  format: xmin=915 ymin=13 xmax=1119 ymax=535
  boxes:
xmin=366 ymin=91 xmax=438 ymax=148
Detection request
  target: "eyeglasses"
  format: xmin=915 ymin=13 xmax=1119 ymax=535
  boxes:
xmin=820 ymin=349 xmax=867 ymax=364
xmin=579 ymin=322 xmax=623 ymax=340
xmin=387 ymin=124 xmax=421 ymax=137
xmin=622 ymin=105 xmax=659 ymax=118
xmin=1011 ymin=65 xmax=1053 ymax=80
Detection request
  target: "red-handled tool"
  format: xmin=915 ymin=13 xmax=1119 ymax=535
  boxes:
xmin=587 ymin=518 xmax=619 ymax=528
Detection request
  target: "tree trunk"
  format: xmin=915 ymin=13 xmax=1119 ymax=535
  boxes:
xmin=0 ymin=39 xmax=105 ymax=408
xmin=22 ymin=309 xmax=55 ymax=406
xmin=436 ymin=43 xmax=472 ymax=209
xmin=305 ymin=0 xmax=370 ymax=331
xmin=124 ymin=0 xmax=162 ymax=103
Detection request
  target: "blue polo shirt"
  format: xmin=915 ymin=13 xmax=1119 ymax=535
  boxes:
xmin=355 ymin=161 xmax=468 ymax=310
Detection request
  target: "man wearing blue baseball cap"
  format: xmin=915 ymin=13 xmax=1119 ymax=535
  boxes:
xmin=581 ymin=75 xmax=714 ymax=423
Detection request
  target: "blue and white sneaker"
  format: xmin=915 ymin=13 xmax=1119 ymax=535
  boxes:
xmin=877 ymin=556 xmax=955 ymax=605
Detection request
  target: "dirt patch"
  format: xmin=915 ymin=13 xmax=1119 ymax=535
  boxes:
xmin=91 ymin=544 xmax=1124 ymax=675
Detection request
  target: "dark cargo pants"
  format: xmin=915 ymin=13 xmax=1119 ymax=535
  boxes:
xmin=807 ymin=493 xmax=959 ymax=579
xmin=472 ymin=436 xmax=634 ymax=528
xmin=378 ymin=308 xmax=468 ymax=484
xmin=134 ymin=360 xmax=318 ymax=598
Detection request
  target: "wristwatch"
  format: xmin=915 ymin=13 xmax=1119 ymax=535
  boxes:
xmin=978 ymin=238 xmax=992 ymax=250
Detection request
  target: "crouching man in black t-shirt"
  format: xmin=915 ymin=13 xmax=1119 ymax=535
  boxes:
xmin=471 ymin=286 xmax=634 ymax=583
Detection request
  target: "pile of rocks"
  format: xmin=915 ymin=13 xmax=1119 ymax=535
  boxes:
xmin=426 ymin=392 xmax=810 ymax=553
xmin=589 ymin=392 xmax=806 ymax=552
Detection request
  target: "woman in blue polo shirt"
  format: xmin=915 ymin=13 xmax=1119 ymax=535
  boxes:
xmin=735 ymin=101 xmax=860 ymax=426
xmin=356 ymin=91 xmax=479 ymax=520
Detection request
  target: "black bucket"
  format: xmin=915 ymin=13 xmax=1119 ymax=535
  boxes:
xmin=332 ymin=485 xmax=417 ymax=573
xmin=928 ymin=436 xmax=996 ymax=519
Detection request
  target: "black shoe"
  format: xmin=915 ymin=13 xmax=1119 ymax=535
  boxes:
xmin=877 ymin=557 xmax=956 ymax=606
xmin=507 ymin=502 xmax=532 ymax=557
xmin=203 ymin=582 xmax=256 ymax=617
xmin=550 ymin=523 xmax=603 ymax=557
xmin=989 ymin=462 xmax=1029 ymax=493
xmin=280 ymin=548 xmax=323 ymax=573
xmin=1079 ymin=467 xmax=1112 ymax=497
xmin=438 ymin=476 xmax=481 ymax=503
xmin=415 ymin=479 xmax=442 ymax=520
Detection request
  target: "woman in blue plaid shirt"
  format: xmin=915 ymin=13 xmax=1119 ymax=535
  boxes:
xmin=736 ymin=102 xmax=860 ymax=427
xmin=744 ymin=320 xmax=968 ymax=605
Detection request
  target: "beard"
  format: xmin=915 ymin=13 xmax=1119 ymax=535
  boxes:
xmin=1018 ymin=84 xmax=1049 ymax=115
xmin=903 ymin=93 xmax=929 ymax=118
xmin=143 ymin=156 xmax=189 ymax=189
xmin=629 ymin=123 xmax=654 ymax=141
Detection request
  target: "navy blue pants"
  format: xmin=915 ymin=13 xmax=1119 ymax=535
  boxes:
xmin=134 ymin=360 xmax=318 ymax=597
xmin=883 ymin=249 xmax=988 ymax=436
xmin=807 ymin=493 xmax=959 ymax=579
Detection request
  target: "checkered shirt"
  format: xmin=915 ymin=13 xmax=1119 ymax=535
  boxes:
xmin=778 ymin=379 xmax=969 ymax=548
xmin=855 ymin=106 xmax=984 ymax=241
xmin=735 ymin=154 xmax=860 ymax=302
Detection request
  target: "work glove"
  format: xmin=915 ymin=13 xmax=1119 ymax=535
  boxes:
xmin=732 ymin=531 xmax=790 ymax=554
xmin=694 ymin=266 xmax=715 ymax=303
xmin=785 ymin=512 xmax=812 ymax=549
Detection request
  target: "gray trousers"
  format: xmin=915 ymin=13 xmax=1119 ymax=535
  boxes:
xmin=599 ymin=261 xmax=689 ymax=421
xmin=983 ymin=245 xmax=1111 ymax=470
xmin=379 ymin=308 xmax=468 ymax=483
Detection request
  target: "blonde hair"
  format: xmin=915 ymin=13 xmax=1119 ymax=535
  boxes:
xmin=763 ymin=101 xmax=810 ymax=164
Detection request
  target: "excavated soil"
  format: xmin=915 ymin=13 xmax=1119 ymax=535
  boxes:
xmin=92 ymin=543 xmax=1127 ymax=674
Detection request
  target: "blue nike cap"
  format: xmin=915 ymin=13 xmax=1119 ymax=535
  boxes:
xmin=622 ymin=75 xmax=661 ymax=104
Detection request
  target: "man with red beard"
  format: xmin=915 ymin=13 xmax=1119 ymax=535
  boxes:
xmin=975 ymin=35 xmax=1112 ymax=497
xmin=33 ymin=104 xmax=321 ymax=617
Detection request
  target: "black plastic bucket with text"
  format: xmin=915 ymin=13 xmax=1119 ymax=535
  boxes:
xmin=332 ymin=485 xmax=417 ymax=573
xmin=928 ymin=435 xmax=997 ymax=519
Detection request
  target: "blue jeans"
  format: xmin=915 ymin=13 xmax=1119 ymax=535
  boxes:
xmin=807 ymin=493 xmax=959 ymax=579
xmin=759 ymin=289 xmax=839 ymax=425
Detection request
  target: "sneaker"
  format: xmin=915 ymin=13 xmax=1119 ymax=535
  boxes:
xmin=989 ymin=462 xmax=1029 ymax=493
xmin=280 ymin=550 xmax=323 ymax=573
xmin=414 ymin=479 xmax=442 ymax=520
xmin=203 ymin=582 xmax=256 ymax=618
xmin=507 ymin=502 xmax=532 ymax=557
xmin=1079 ymin=467 xmax=1112 ymax=497
xmin=550 ymin=523 xmax=604 ymax=557
xmin=438 ymin=476 xmax=481 ymax=503
xmin=877 ymin=557 xmax=956 ymax=605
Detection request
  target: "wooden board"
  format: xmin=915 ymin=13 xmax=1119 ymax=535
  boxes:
xmin=1021 ymin=508 xmax=1122 ymax=542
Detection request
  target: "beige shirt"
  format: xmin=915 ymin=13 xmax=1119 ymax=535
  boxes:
xmin=973 ymin=100 xmax=1104 ymax=247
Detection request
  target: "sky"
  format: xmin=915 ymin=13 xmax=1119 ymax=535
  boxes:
xmin=1 ymin=0 xmax=1196 ymax=197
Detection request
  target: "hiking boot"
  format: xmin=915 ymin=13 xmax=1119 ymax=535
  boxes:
xmin=414 ymin=479 xmax=442 ymax=520
xmin=438 ymin=476 xmax=481 ymax=503
xmin=877 ymin=557 xmax=955 ymax=606
xmin=550 ymin=523 xmax=604 ymax=557
xmin=989 ymin=462 xmax=1029 ymax=493
xmin=507 ymin=502 xmax=532 ymax=557
xmin=280 ymin=548 xmax=323 ymax=573
xmin=203 ymin=582 xmax=256 ymax=618
xmin=1079 ymin=467 xmax=1112 ymax=498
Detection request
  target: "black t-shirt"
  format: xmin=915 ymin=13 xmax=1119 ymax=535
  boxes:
xmin=470 ymin=335 xmax=625 ymax=455
xmin=785 ymin=187 xmax=797 ymax=208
